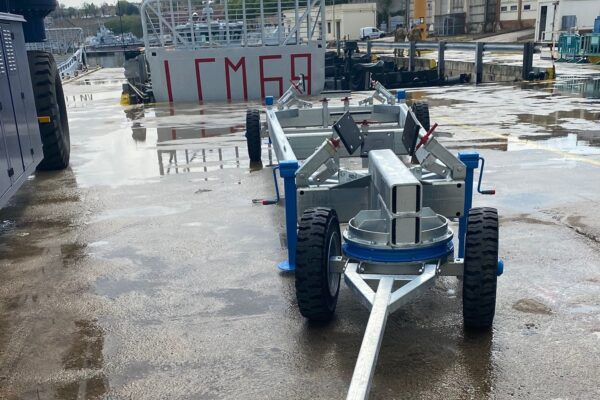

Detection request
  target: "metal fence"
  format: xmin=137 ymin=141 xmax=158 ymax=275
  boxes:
xmin=25 ymin=27 xmax=84 ymax=54
xmin=140 ymin=0 xmax=325 ymax=49
xmin=582 ymin=33 xmax=600 ymax=56
xmin=556 ymin=33 xmax=600 ymax=61
xmin=362 ymin=40 xmax=537 ymax=83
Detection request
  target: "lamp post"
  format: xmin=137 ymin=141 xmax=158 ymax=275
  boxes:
xmin=118 ymin=1 xmax=125 ymax=49
xmin=332 ymin=0 xmax=335 ymax=42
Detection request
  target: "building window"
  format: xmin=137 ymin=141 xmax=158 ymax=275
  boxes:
xmin=500 ymin=6 xmax=507 ymax=11
xmin=510 ymin=5 xmax=517 ymax=11
xmin=524 ymin=4 xmax=531 ymax=10
xmin=327 ymin=22 xmax=331 ymax=34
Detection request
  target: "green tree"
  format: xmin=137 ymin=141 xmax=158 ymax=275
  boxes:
xmin=377 ymin=0 xmax=393 ymax=28
xmin=88 ymin=3 xmax=98 ymax=17
xmin=116 ymin=1 xmax=140 ymax=16
xmin=82 ymin=2 xmax=91 ymax=17
xmin=101 ymin=2 xmax=111 ymax=17
xmin=105 ymin=15 xmax=143 ymax=38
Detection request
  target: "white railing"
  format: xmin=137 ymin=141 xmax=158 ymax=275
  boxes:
xmin=140 ymin=0 xmax=325 ymax=49
xmin=58 ymin=46 xmax=86 ymax=77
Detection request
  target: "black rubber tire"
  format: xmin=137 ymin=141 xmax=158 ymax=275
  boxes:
xmin=27 ymin=50 xmax=70 ymax=170
xmin=411 ymin=101 xmax=430 ymax=131
xmin=295 ymin=207 xmax=342 ymax=321
xmin=463 ymin=207 xmax=499 ymax=331
xmin=245 ymin=109 xmax=261 ymax=162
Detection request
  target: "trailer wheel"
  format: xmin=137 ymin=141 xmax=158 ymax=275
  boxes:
xmin=463 ymin=207 xmax=499 ymax=331
xmin=27 ymin=50 xmax=70 ymax=170
xmin=295 ymin=207 xmax=342 ymax=321
xmin=245 ymin=109 xmax=261 ymax=162
xmin=411 ymin=101 xmax=430 ymax=131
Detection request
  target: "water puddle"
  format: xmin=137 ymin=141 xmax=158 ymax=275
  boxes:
xmin=95 ymin=277 xmax=160 ymax=299
xmin=91 ymin=205 xmax=188 ymax=223
xmin=126 ymin=102 xmax=266 ymax=176
xmin=553 ymin=76 xmax=600 ymax=99
xmin=424 ymin=79 xmax=600 ymax=156
xmin=65 ymin=68 xmax=600 ymax=189
xmin=509 ymin=108 xmax=600 ymax=153
xmin=57 ymin=319 xmax=107 ymax=399
xmin=204 ymin=288 xmax=279 ymax=317
xmin=513 ymin=298 xmax=553 ymax=315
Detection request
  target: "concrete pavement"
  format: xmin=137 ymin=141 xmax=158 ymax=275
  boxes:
xmin=0 ymin=68 xmax=599 ymax=399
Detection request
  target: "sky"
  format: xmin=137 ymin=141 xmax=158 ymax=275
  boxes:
xmin=59 ymin=0 xmax=118 ymax=7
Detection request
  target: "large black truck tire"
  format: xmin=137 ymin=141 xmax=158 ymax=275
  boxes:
xmin=27 ymin=50 xmax=70 ymax=170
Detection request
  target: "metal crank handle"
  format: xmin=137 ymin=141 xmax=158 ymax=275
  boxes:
xmin=477 ymin=156 xmax=496 ymax=195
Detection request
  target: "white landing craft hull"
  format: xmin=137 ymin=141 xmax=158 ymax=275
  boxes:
xmin=147 ymin=44 xmax=326 ymax=103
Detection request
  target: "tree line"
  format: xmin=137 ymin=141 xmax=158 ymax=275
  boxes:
xmin=51 ymin=1 xmax=139 ymax=19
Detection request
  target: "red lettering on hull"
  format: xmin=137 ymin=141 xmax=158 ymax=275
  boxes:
xmin=195 ymin=58 xmax=216 ymax=102
xmin=164 ymin=60 xmax=173 ymax=103
xmin=291 ymin=54 xmax=312 ymax=95
xmin=225 ymin=57 xmax=248 ymax=101
xmin=259 ymin=55 xmax=283 ymax=99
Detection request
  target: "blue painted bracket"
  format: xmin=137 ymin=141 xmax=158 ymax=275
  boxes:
xmin=277 ymin=160 xmax=299 ymax=272
xmin=458 ymin=151 xmax=479 ymax=258
xmin=458 ymin=152 xmax=503 ymax=276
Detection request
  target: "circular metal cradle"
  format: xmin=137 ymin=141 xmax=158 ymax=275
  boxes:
xmin=343 ymin=208 xmax=454 ymax=263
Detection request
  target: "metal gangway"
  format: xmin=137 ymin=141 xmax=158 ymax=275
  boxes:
xmin=56 ymin=46 xmax=87 ymax=78
xmin=25 ymin=27 xmax=87 ymax=79
xmin=140 ymin=0 xmax=325 ymax=49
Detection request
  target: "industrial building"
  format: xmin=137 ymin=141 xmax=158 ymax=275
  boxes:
xmin=387 ymin=0 xmax=498 ymax=35
xmin=284 ymin=2 xmax=377 ymax=41
xmin=389 ymin=0 xmax=600 ymax=37
xmin=535 ymin=0 xmax=600 ymax=41
xmin=498 ymin=0 xmax=537 ymax=29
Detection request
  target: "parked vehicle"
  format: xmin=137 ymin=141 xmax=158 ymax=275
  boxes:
xmin=0 ymin=0 xmax=71 ymax=208
xmin=359 ymin=26 xmax=384 ymax=40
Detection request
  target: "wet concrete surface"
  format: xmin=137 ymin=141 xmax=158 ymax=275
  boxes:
xmin=1 ymin=68 xmax=599 ymax=399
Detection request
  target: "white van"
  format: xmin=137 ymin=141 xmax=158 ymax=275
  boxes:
xmin=359 ymin=27 xmax=384 ymax=40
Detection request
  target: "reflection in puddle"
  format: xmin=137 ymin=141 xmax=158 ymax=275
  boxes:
xmin=155 ymin=111 xmax=246 ymax=175
xmin=521 ymin=76 xmax=600 ymax=100
xmin=122 ymin=103 xmax=266 ymax=176
xmin=429 ymin=79 xmax=600 ymax=155
xmin=109 ymin=74 xmax=600 ymax=183
xmin=66 ymin=94 xmax=94 ymax=109
xmin=72 ymin=78 xmax=125 ymax=86
xmin=446 ymin=137 xmax=509 ymax=152
xmin=514 ymin=108 xmax=600 ymax=150
xmin=554 ymin=77 xmax=600 ymax=99
xmin=157 ymin=144 xmax=243 ymax=175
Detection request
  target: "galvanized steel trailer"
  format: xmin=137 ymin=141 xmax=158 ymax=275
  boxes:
xmin=249 ymin=81 xmax=503 ymax=399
